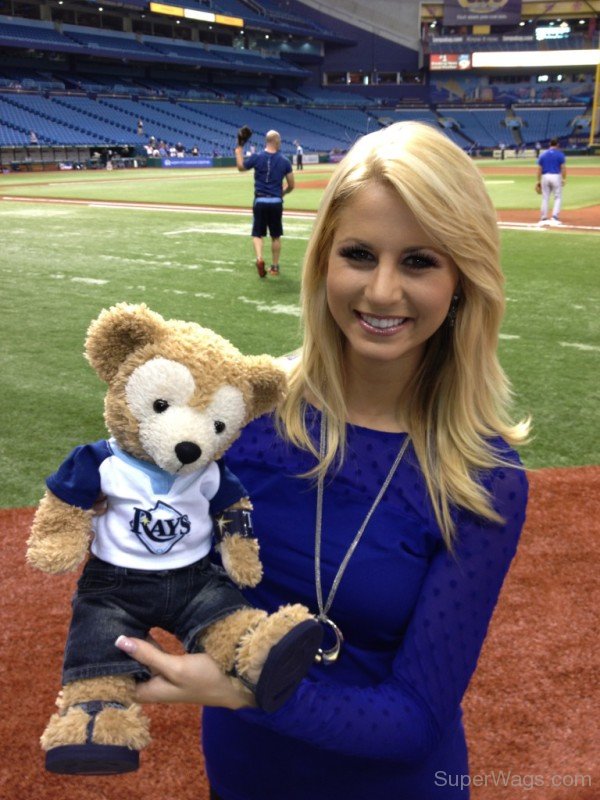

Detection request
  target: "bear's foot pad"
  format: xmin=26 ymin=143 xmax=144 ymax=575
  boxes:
xmin=255 ymin=618 xmax=323 ymax=713
xmin=46 ymin=743 xmax=139 ymax=775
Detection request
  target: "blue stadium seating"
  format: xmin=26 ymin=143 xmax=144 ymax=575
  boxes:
xmin=294 ymin=87 xmax=370 ymax=107
xmin=63 ymin=27 xmax=162 ymax=60
xmin=1 ymin=80 xmax=587 ymax=152
xmin=515 ymin=106 xmax=585 ymax=144
xmin=0 ymin=18 xmax=85 ymax=53
xmin=0 ymin=14 xmax=310 ymax=75
xmin=376 ymin=108 xmax=439 ymax=125
xmin=0 ymin=2 xmax=592 ymax=157
xmin=436 ymin=108 xmax=509 ymax=147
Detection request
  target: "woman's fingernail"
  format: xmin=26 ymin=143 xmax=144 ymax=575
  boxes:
xmin=116 ymin=635 xmax=137 ymax=654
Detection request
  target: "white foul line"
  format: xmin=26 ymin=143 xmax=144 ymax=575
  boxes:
xmin=559 ymin=341 xmax=600 ymax=353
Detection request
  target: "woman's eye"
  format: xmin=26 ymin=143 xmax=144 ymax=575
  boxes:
xmin=404 ymin=251 xmax=440 ymax=270
xmin=153 ymin=399 xmax=169 ymax=413
xmin=339 ymin=246 xmax=375 ymax=263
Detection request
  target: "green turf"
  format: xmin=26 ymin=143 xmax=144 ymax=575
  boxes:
xmin=476 ymin=155 xmax=599 ymax=209
xmin=0 ymin=167 xmax=329 ymax=211
xmin=0 ymin=166 xmax=598 ymax=507
xmin=484 ymin=175 xmax=598 ymax=210
xmin=500 ymin=231 xmax=599 ymax=467
xmin=2 ymin=161 xmax=597 ymax=212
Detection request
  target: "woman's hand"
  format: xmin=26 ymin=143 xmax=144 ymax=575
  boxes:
xmin=115 ymin=636 xmax=257 ymax=710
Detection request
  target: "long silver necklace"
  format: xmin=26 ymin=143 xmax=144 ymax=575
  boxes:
xmin=314 ymin=416 xmax=410 ymax=665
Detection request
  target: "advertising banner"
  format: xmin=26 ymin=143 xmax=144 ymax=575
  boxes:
xmin=293 ymin=153 xmax=319 ymax=165
xmin=162 ymin=157 xmax=213 ymax=168
xmin=430 ymin=53 xmax=472 ymax=70
xmin=443 ymin=0 xmax=522 ymax=26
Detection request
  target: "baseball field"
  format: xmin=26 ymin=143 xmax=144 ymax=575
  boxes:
xmin=1 ymin=157 xmax=598 ymax=799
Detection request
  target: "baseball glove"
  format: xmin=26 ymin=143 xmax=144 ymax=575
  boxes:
xmin=535 ymin=182 xmax=542 ymax=195
xmin=237 ymin=125 xmax=252 ymax=147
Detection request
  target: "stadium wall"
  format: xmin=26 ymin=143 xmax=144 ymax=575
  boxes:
xmin=292 ymin=0 xmax=420 ymax=49
xmin=285 ymin=0 xmax=420 ymax=74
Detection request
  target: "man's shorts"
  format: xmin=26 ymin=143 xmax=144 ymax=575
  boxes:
xmin=252 ymin=197 xmax=284 ymax=238
xmin=62 ymin=555 xmax=250 ymax=684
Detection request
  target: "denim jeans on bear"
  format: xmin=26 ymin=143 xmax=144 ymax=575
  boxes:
xmin=62 ymin=555 xmax=249 ymax=684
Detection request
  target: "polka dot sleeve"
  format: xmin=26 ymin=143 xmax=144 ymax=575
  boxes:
xmin=238 ymin=463 xmax=528 ymax=762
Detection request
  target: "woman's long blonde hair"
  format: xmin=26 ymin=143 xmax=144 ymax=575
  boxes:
xmin=278 ymin=121 xmax=530 ymax=547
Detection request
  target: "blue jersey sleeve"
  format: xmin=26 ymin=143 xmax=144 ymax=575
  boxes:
xmin=46 ymin=440 xmax=111 ymax=509
xmin=209 ymin=459 xmax=248 ymax=516
xmin=238 ymin=461 xmax=528 ymax=762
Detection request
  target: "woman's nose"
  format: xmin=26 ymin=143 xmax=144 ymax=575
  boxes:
xmin=364 ymin=260 xmax=404 ymax=305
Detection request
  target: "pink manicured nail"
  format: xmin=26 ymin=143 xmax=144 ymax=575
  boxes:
xmin=116 ymin=635 xmax=137 ymax=654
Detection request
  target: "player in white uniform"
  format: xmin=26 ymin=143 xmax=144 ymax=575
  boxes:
xmin=536 ymin=139 xmax=567 ymax=226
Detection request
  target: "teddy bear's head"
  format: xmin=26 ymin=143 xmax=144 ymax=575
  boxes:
xmin=85 ymin=303 xmax=287 ymax=475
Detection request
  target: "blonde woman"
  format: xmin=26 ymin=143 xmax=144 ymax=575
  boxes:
xmin=117 ymin=122 xmax=530 ymax=799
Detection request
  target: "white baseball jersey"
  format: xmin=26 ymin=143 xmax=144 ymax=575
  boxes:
xmin=46 ymin=439 xmax=246 ymax=570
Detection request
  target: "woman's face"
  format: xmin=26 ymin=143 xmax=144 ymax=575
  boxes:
xmin=326 ymin=181 xmax=459 ymax=377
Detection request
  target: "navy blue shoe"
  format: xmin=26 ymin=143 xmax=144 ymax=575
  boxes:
xmin=46 ymin=743 xmax=139 ymax=775
xmin=45 ymin=700 xmax=140 ymax=775
xmin=254 ymin=619 xmax=323 ymax=713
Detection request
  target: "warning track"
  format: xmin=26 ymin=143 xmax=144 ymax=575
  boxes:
xmin=0 ymin=194 xmax=317 ymax=218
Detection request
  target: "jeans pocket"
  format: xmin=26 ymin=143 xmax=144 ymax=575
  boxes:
xmin=77 ymin=561 xmax=122 ymax=595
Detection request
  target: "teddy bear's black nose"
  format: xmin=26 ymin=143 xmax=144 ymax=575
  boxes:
xmin=175 ymin=441 xmax=202 ymax=464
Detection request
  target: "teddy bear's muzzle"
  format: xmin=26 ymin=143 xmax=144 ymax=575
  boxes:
xmin=175 ymin=441 xmax=202 ymax=464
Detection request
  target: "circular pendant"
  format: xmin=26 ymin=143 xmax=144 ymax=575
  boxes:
xmin=315 ymin=615 xmax=344 ymax=665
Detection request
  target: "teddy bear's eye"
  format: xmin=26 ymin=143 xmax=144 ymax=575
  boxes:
xmin=153 ymin=399 xmax=169 ymax=413
xmin=214 ymin=420 xmax=226 ymax=434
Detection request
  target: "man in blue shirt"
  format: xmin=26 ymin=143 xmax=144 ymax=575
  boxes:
xmin=235 ymin=130 xmax=294 ymax=277
xmin=536 ymin=139 xmax=567 ymax=226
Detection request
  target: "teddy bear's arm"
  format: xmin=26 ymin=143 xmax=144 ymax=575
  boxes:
xmin=214 ymin=498 xmax=263 ymax=589
xmin=27 ymin=490 xmax=93 ymax=574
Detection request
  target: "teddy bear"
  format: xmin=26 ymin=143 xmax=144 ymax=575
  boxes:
xmin=27 ymin=303 xmax=322 ymax=776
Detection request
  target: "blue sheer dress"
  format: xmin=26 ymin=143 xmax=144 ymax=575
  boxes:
xmin=203 ymin=408 xmax=528 ymax=800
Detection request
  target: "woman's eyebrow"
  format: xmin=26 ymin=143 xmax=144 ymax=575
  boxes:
xmin=403 ymin=245 xmax=438 ymax=252
xmin=335 ymin=238 xmax=371 ymax=248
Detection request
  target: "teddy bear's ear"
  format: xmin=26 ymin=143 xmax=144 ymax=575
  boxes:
xmin=244 ymin=355 xmax=288 ymax=419
xmin=85 ymin=303 xmax=167 ymax=382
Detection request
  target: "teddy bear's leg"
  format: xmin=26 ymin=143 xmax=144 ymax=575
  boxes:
xmin=200 ymin=606 xmax=268 ymax=675
xmin=42 ymin=675 xmax=150 ymax=775
xmin=201 ymin=605 xmax=322 ymax=713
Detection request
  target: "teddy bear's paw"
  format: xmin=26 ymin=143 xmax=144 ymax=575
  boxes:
xmin=27 ymin=537 xmax=89 ymax=574
xmin=42 ymin=700 xmax=149 ymax=775
xmin=219 ymin=534 xmax=263 ymax=588
xmin=236 ymin=607 xmax=323 ymax=713
xmin=27 ymin=493 xmax=91 ymax=573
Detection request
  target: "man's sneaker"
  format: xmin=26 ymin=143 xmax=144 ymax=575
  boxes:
xmin=255 ymin=258 xmax=266 ymax=278
xmin=538 ymin=218 xmax=549 ymax=226
xmin=549 ymin=217 xmax=563 ymax=226
xmin=269 ymin=265 xmax=280 ymax=276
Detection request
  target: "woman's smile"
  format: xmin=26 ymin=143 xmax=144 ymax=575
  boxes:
xmin=355 ymin=311 xmax=411 ymax=335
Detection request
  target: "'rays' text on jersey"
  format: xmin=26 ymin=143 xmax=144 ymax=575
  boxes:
xmin=130 ymin=501 xmax=191 ymax=555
